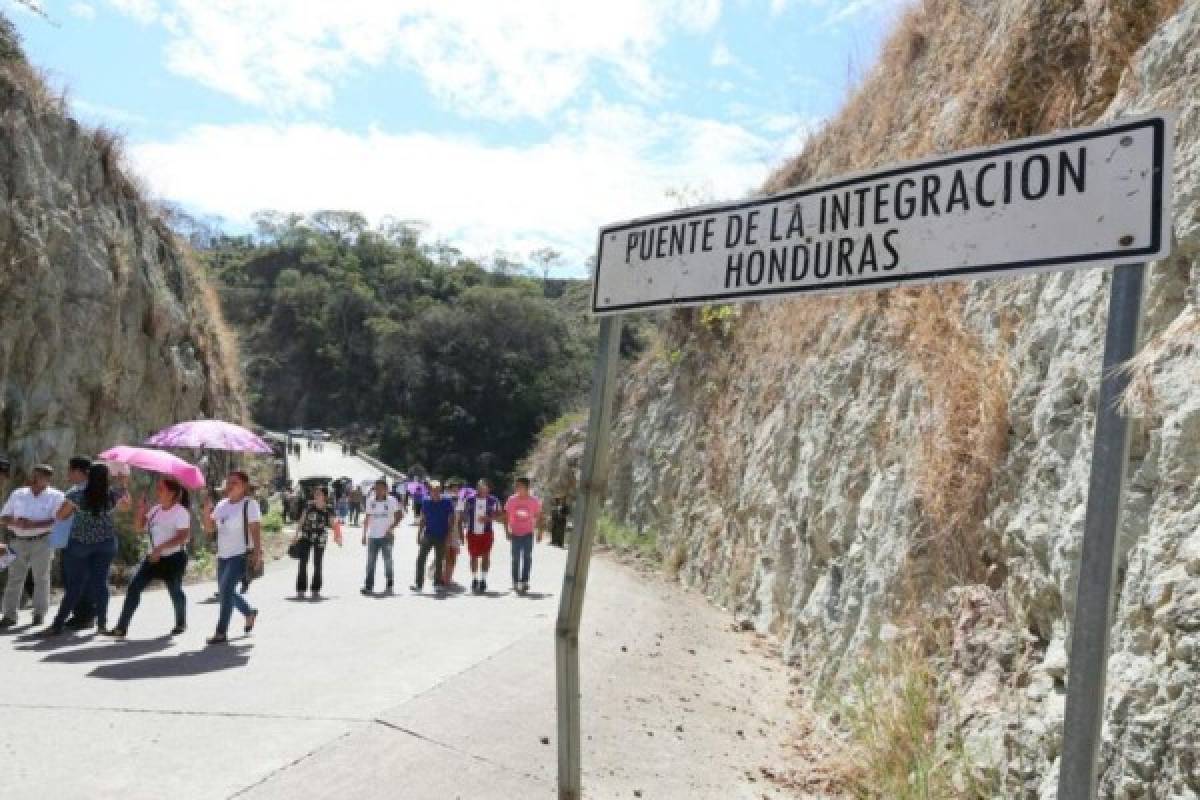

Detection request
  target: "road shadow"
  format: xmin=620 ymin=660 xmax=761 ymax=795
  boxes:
xmin=462 ymin=590 xmax=510 ymax=599
xmin=514 ymin=592 xmax=553 ymax=600
xmin=0 ymin=621 xmax=40 ymax=637
xmin=359 ymin=590 xmax=400 ymax=599
xmin=39 ymin=636 xmax=173 ymax=664
xmin=409 ymin=589 xmax=458 ymax=601
xmin=87 ymin=643 xmax=253 ymax=680
xmin=12 ymin=630 xmax=99 ymax=650
xmin=284 ymin=595 xmax=335 ymax=603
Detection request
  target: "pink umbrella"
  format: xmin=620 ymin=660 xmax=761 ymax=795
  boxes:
xmin=146 ymin=419 xmax=272 ymax=454
xmin=98 ymin=446 xmax=206 ymax=490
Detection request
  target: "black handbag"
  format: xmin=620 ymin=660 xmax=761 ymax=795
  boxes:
xmin=287 ymin=539 xmax=305 ymax=559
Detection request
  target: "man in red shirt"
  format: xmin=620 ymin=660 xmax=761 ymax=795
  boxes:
xmin=504 ymin=477 xmax=542 ymax=594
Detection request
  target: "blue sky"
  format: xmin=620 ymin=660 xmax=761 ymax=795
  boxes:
xmin=7 ymin=0 xmax=906 ymax=275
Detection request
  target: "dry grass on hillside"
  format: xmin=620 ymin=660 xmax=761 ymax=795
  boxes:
xmin=739 ymin=0 xmax=1182 ymax=588
xmin=185 ymin=250 xmax=248 ymax=422
xmin=885 ymin=287 xmax=1011 ymax=586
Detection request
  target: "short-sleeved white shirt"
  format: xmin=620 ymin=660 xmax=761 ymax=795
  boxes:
xmin=148 ymin=503 xmax=191 ymax=556
xmin=2 ymin=487 xmax=65 ymax=537
xmin=211 ymin=497 xmax=261 ymax=558
xmin=363 ymin=494 xmax=401 ymax=538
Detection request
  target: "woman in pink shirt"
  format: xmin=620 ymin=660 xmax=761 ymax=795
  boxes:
xmin=504 ymin=478 xmax=542 ymax=594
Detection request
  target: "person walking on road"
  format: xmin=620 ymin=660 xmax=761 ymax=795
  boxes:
xmin=109 ymin=477 xmax=191 ymax=639
xmin=332 ymin=478 xmax=347 ymax=519
xmin=505 ymin=477 xmax=543 ymax=595
xmin=348 ymin=484 xmax=364 ymax=526
xmin=361 ymin=478 xmax=402 ymax=595
xmin=0 ymin=465 xmax=65 ymax=629
xmin=550 ymin=496 xmax=571 ymax=548
xmin=442 ymin=479 xmax=465 ymax=586
xmin=412 ymin=480 xmax=454 ymax=593
xmin=203 ymin=470 xmax=262 ymax=645
xmin=49 ymin=463 xmax=131 ymax=635
xmin=51 ymin=456 xmax=95 ymax=629
xmin=293 ymin=486 xmax=341 ymax=598
xmin=462 ymin=479 xmax=502 ymax=594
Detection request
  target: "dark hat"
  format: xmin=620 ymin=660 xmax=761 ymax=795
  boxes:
xmin=68 ymin=456 xmax=93 ymax=472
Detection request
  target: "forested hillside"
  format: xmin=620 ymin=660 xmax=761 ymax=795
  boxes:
xmin=200 ymin=211 xmax=595 ymax=483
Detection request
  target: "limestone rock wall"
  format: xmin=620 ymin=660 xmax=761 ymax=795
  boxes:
xmin=527 ymin=1 xmax=1200 ymax=796
xmin=0 ymin=22 xmax=244 ymax=477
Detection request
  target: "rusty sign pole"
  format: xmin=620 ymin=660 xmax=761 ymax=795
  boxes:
xmin=556 ymin=315 xmax=623 ymax=800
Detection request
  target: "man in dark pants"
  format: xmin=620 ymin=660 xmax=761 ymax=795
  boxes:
xmin=412 ymin=480 xmax=454 ymax=593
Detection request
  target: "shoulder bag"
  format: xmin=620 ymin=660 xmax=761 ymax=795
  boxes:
xmin=242 ymin=500 xmax=265 ymax=583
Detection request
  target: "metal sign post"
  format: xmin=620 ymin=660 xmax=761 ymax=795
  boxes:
xmin=556 ymin=113 xmax=1172 ymax=799
xmin=1057 ymin=262 xmax=1146 ymax=799
xmin=556 ymin=315 xmax=623 ymax=800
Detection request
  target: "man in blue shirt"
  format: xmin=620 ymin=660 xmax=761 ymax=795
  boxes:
xmin=412 ymin=480 xmax=454 ymax=592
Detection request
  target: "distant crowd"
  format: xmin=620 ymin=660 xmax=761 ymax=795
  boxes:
xmin=0 ymin=448 xmax=573 ymax=647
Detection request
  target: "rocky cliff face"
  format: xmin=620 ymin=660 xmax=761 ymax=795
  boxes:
xmin=0 ymin=19 xmax=244 ymax=476
xmin=528 ymin=1 xmax=1199 ymax=796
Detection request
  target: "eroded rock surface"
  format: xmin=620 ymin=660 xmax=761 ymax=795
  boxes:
xmin=0 ymin=22 xmax=244 ymax=475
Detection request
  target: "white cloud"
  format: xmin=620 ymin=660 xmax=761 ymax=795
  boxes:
xmin=69 ymin=2 xmax=95 ymax=19
xmin=769 ymin=0 xmax=908 ymax=25
xmin=103 ymin=0 xmax=726 ymax=119
xmin=107 ymin=0 xmax=158 ymax=23
xmin=710 ymin=41 xmax=735 ymax=68
xmin=71 ymin=97 xmax=149 ymax=125
xmin=130 ymin=102 xmax=787 ymax=271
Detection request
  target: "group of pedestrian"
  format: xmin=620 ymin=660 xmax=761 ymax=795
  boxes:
xmin=0 ymin=456 xmax=264 ymax=646
xmin=405 ymin=476 xmax=543 ymax=595
xmin=284 ymin=474 xmax=547 ymax=597
xmin=2 ymin=449 xmax=559 ymax=651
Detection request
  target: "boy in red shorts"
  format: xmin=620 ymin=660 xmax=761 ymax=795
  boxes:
xmin=462 ymin=479 xmax=502 ymax=594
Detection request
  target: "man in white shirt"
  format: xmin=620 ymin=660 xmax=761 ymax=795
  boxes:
xmin=1 ymin=465 xmax=65 ymax=627
xmin=361 ymin=478 xmax=403 ymax=595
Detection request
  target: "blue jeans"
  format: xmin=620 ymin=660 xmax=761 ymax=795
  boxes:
xmin=54 ymin=537 xmax=117 ymax=627
xmin=365 ymin=536 xmax=394 ymax=589
xmin=117 ymin=551 xmax=187 ymax=631
xmin=216 ymin=554 xmax=255 ymax=635
xmin=511 ymin=535 xmax=534 ymax=585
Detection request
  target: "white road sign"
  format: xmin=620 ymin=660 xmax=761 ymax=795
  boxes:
xmin=592 ymin=113 xmax=1173 ymax=315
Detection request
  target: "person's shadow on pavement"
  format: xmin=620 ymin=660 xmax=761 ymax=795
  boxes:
xmin=12 ymin=630 xmax=99 ymax=651
xmin=38 ymin=636 xmax=174 ymax=664
xmin=87 ymin=643 xmax=252 ymax=680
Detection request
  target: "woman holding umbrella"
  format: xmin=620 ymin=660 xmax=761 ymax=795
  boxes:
xmin=202 ymin=470 xmax=262 ymax=645
xmin=291 ymin=486 xmax=342 ymax=598
xmin=108 ymin=477 xmax=192 ymax=639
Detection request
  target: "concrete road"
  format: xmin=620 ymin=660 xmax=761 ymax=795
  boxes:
xmin=0 ymin=444 xmax=800 ymax=799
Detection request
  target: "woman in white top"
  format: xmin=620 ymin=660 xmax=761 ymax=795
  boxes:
xmin=202 ymin=470 xmax=262 ymax=645
xmin=109 ymin=477 xmax=192 ymax=639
